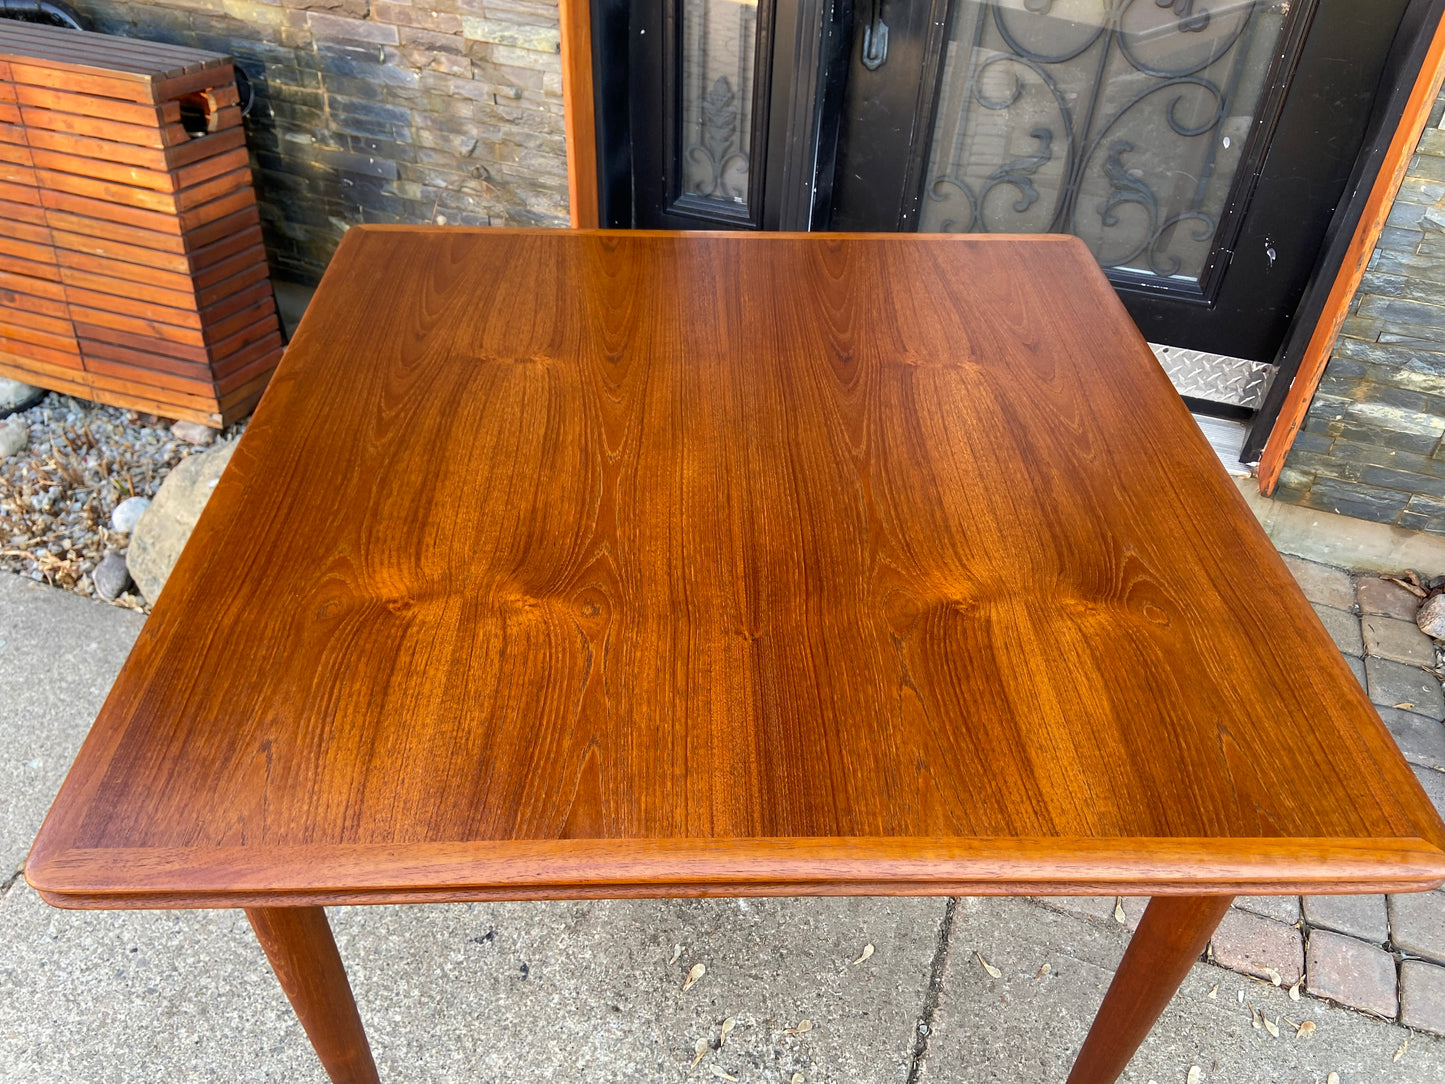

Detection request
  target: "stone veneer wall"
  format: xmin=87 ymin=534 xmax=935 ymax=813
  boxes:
xmin=71 ymin=0 xmax=569 ymax=283
xmin=1274 ymin=90 xmax=1445 ymax=532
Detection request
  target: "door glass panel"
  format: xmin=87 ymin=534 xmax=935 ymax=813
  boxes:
xmin=680 ymin=0 xmax=760 ymax=209
xmin=919 ymin=0 xmax=1288 ymax=285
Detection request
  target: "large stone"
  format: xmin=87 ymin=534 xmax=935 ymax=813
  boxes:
xmin=1390 ymin=890 xmax=1445 ymax=965
xmin=1305 ymin=930 xmax=1399 ymax=1018
xmin=0 ymin=376 xmax=42 ymax=415
xmin=126 ymin=441 xmax=236 ymax=605
xmin=171 ymin=420 xmax=217 ymax=446
xmin=1420 ymin=592 xmax=1445 ymax=639
xmin=1302 ymin=894 xmax=1389 ymax=943
xmin=1401 ymin=959 xmax=1445 ymax=1037
xmin=1208 ymin=908 xmax=1304 ymax=985
xmin=0 ymin=417 xmax=27 ymax=459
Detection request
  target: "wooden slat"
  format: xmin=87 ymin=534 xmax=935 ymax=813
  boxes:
xmin=211 ymin=328 xmax=283 ymax=378
xmin=71 ymin=321 xmax=209 ymax=363
xmin=0 ymin=252 xmax=61 ymax=281
xmin=80 ymin=336 xmax=215 ymax=379
xmin=0 ymin=269 xmax=67 ymax=306
xmin=0 ymin=197 xmax=46 ymax=227
xmin=12 ymin=84 xmax=180 ymax=127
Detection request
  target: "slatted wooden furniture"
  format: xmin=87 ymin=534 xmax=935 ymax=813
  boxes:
xmin=0 ymin=21 xmax=280 ymax=427
xmin=27 ymin=229 xmax=1445 ymax=1084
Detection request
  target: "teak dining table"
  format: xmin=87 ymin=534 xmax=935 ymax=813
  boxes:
xmin=26 ymin=228 xmax=1445 ymax=1083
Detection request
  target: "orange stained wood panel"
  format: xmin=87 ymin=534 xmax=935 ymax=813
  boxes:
xmin=27 ymin=229 xmax=1445 ymax=909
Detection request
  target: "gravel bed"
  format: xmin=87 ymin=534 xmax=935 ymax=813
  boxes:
xmin=0 ymin=392 xmax=243 ymax=609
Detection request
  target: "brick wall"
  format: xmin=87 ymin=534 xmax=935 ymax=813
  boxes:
xmin=1274 ymin=91 xmax=1445 ymax=531
xmin=71 ymin=0 xmax=569 ymax=283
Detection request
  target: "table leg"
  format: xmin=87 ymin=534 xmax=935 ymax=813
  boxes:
xmin=246 ymin=906 xmax=381 ymax=1084
xmin=1065 ymin=894 xmax=1233 ymax=1084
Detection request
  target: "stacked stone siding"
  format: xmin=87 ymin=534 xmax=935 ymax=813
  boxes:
xmin=1275 ymin=91 xmax=1445 ymax=532
xmin=73 ymin=0 xmax=569 ymax=283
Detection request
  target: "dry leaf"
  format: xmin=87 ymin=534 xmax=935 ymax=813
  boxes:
xmin=1187 ymin=1066 xmax=1202 ymax=1084
xmin=709 ymin=1068 xmax=738 ymax=1082
xmin=1264 ymin=968 xmax=1282 ymax=986
xmin=1206 ymin=984 xmax=1218 ymax=1000
xmin=691 ymin=1037 xmax=707 ymax=1068
xmin=1395 ymin=702 xmax=1416 ymax=710
xmin=683 ymin=963 xmax=706 ymax=991
xmin=1328 ymin=1073 xmax=1340 ymax=1084
xmin=669 ymin=944 xmax=682 ymax=965
xmin=720 ymin=1017 xmax=737 ymax=1047
xmin=1288 ymin=980 xmax=1301 ymax=1001
xmin=1395 ymin=1037 xmax=1409 ymax=1062
xmin=1249 ymin=1004 xmax=1263 ymax=1029
xmin=1296 ymin=1020 xmax=1316 ymax=1037
xmin=853 ymin=943 xmax=875 ymax=965
xmin=1114 ymin=898 xmax=1128 ymax=925
xmin=791 ymin=1075 xmax=805 ymax=1084
xmin=1034 ymin=962 xmax=1051 ymax=980
xmin=784 ymin=1019 xmax=814 ymax=1036
xmin=1264 ymin=1016 xmax=1280 ymax=1039
xmin=977 ymin=952 xmax=1002 ymax=979
xmin=1385 ymin=575 xmax=1428 ymax=599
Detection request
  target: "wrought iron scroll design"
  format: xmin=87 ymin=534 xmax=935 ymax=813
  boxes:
xmin=926 ymin=0 xmax=1268 ymax=280
xmin=681 ymin=1 xmax=757 ymax=205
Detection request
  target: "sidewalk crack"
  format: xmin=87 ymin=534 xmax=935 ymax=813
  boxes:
xmin=905 ymin=896 xmax=958 ymax=1084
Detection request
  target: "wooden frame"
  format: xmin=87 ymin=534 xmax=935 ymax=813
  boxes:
xmin=559 ymin=0 xmax=599 ymax=229
xmin=1255 ymin=6 xmax=1445 ymax=488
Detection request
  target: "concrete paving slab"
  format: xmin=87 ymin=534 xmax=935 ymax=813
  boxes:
xmin=0 ymin=880 xmax=943 ymax=1084
xmin=0 ymin=575 xmax=144 ymax=878
xmin=1313 ymin=603 xmax=1364 ymax=656
xmin=922 ymin=897 xmax=1445 ymax=1084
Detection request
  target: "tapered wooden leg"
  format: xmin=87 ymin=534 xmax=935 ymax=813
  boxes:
xmin=246 ymin=906 xmax=381 ymax=1084
xmin=1065 ymin=895 xmax=1233 ymax=1084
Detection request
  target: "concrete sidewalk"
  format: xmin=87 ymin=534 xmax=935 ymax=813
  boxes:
xmin=1 ymin=572 xmax=1443 ymax=1083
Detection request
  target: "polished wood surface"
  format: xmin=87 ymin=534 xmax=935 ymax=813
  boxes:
xmin=558 ymin=0 xmax=599 ymax=229
xmin=1065 ymin=895 xmax=1233 ymax=1084
xmin=26 ymin=229 xmax=1445 ymax=906
xmin=246 ymin=907 xmax=380 ymax=1084
xmin=0 ymin=22 xmax=281 ymax=427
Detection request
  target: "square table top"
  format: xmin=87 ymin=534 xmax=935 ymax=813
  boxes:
xmin=27 ymin=228 xmax=1445 ymax=908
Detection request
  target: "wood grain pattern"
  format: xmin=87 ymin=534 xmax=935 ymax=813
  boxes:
xmin=0 ymin=22 xmax=281 ymax=427
xmin=559 ymin=0 xmax=599 ymax=228
xmin=26 ymin=229 xmax=1445 ymax=908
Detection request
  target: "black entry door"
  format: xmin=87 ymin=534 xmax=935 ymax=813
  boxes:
xmin=597 ymin=0 xmax=1431 ymax=364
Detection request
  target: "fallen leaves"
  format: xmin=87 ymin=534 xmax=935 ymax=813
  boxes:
xmin=1206 ymin=984 xmax=1218 ymax=999
xmin=1296 ymin=1020 xmax=1315 ymax=1038
xmin=668 ymin=945 xmax=682 ymax=965
xmin=1114 ymin=899 xmax=1128 ymax=925
xmin=1384 ymin=572 xmax=1428 ymax=598
xmin=708 ymin=1067 xmax=738 ymax=1082
xmin=1263 ymin=968 xmax=1282 ymax=987
xmin=1395 ymin=1036 xmax=1410 ymax=1062
xmin=1263 ymin=1015 xmax=1280 ymax=1039
xmin=852 ymin=943 xmax=875 ymax=965
xmin=690 ymin=1037 xmax=707 ymax=1068
xmin=791 ymin=1075 xmax=805 ymax=1084
xmin=1187 ymin=1065 xmax=1202 ymax=1084
xmin=720 ymin=1016 xmax=736 ymax=1047
xmin=1288 ymin=980 xmax=1301 ymax=1001
xmin=1033 ymin=962 xmax=1051 ymax=980
xmin=1394 ymin=702 xmax=1416 ymax=711
xmin=783 ymin=1019 xmax=814 ymax=1036
xmin=1328 ymin=1073 xmax=1340 ymax=1084
xmin=977 ymin=953 xmax=1002 ymax=979
xmin=683 ymin=963 xmax=706 ymax=991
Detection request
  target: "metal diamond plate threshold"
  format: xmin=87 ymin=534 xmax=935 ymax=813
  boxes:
xmin=1149 ymin=343 xmax=1275 ymax=410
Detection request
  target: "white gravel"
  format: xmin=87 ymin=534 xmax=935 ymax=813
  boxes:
xmin=0 ymin=393 xmax=244 ymax=608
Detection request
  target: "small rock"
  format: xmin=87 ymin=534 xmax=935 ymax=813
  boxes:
xmin=0 ymin=418 xmax=28 ymax=458
xmin=1418 ymin=593 xmax=1445 ymax=640
xmin=0 ymin=377 xmax=43 ymax=415
xmin=171 ymin=420 xmax=217 ymax=446
xmin=127 ymin=439 xmax=236 ymax=604
xmin=110 ymin=496 xmax=151 ymax=534
xmin=91 ymin=551 xmax=132 ymax=601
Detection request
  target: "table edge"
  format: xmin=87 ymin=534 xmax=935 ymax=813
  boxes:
xmin=26 ymin=835 xmax=1445 ymax=909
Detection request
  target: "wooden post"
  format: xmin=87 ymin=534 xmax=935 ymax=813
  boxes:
xmin=246 ymin=907 xmax=381 ymax=1084
xmin=1065 ymin=895 xmax=1233 ymax=1084
xmin=558 ymin=0 xmax=600 ymax=228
